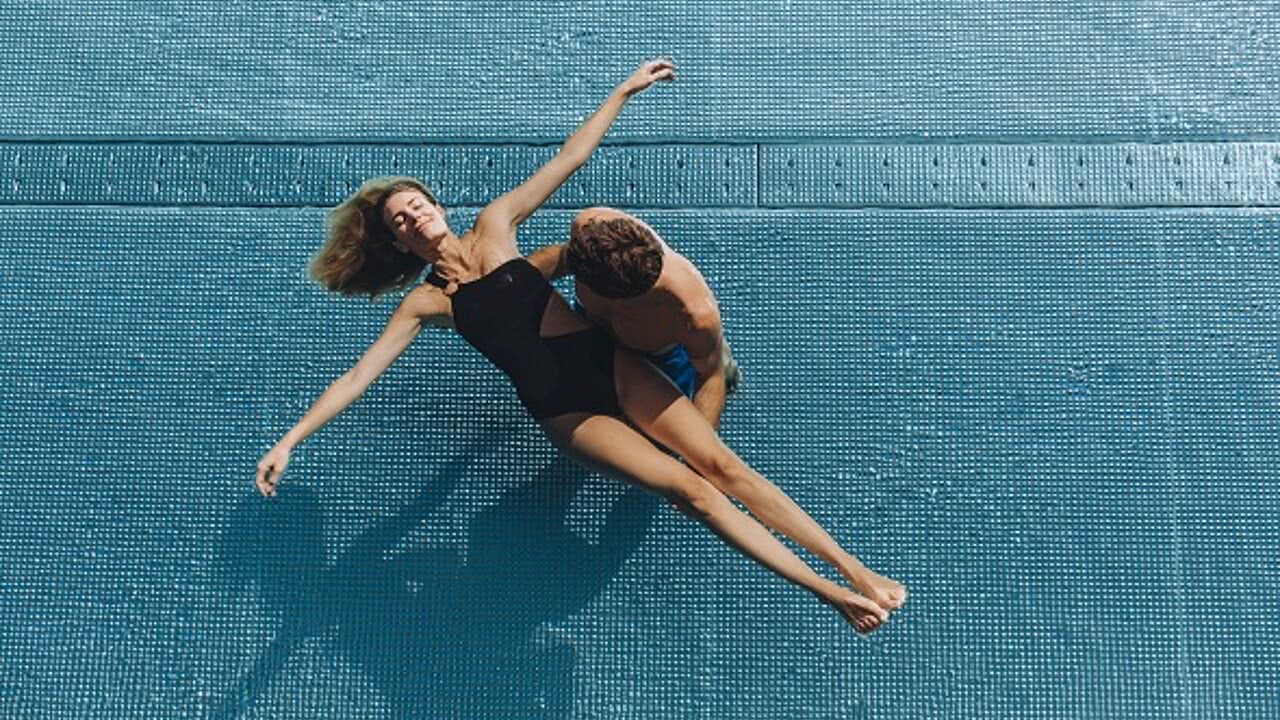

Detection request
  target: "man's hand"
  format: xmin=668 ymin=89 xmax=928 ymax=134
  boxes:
xmin=722 ymin=344 xmax=741 ymax=393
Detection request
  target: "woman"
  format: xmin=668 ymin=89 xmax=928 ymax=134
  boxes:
xmin=254 ymin=60 xmax=906 ymax=633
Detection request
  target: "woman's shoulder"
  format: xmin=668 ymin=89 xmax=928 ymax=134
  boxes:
xmin=399 ymin=283 xmax=453 ymax=328
xmin=469 ymin=207 xmax=521 ymax=250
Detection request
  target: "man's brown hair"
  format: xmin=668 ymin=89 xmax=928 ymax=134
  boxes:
xmin=565 ymin=217 xmax=663 ymax=298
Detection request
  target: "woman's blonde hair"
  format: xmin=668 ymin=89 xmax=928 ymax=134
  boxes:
xmin=310 ymin=176 xmax=438 ymax=299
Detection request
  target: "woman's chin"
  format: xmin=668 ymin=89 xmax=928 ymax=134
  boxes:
xmin=409 ymin=231 xmax=438 ymax=249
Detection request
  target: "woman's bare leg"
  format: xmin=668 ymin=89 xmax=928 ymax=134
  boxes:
xmin=541 ymin=412 xmax=889 ymax=634
xmin=612 ymin=350 xmax=907 ymax=612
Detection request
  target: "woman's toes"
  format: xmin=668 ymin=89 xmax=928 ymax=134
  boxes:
xmin=838 ymin=593 xmax=889 ymax=633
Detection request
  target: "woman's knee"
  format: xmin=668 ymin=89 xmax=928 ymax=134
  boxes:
xmin=666 ymin=476 xmax=722 ymax=519
xmin=691 ymin=447 xmax=747 ymax=492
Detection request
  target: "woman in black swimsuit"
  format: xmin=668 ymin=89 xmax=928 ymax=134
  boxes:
xmin=254 ymin=60 xmax=905 ymax=633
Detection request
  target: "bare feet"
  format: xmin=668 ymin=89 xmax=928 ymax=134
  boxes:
xmin=826 ymin=590 xmax=890 ymax=634
xmin=841 ymin=565 xmax=908 ymax=612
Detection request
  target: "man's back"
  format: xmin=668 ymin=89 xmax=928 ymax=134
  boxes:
xmin=575 ymin=245 xmax=721 ymax=356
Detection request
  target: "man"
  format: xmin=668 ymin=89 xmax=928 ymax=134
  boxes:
xmin=530 ymin=207 xmax=739 ymax=429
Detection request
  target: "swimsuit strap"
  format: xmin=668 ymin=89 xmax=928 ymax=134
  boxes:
xmin=424 ymin=270 xmax=448 ymax=289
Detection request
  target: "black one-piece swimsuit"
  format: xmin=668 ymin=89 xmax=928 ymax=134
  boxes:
xmin=427 ymin=257 xmax=623 ymax=420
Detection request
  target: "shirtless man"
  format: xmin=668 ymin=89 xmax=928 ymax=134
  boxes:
xmin=529 ymin=207 xmax=738 ymax=429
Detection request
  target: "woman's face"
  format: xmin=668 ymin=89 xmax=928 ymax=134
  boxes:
xmin=382 ymin=189 xmax=449 ymax=255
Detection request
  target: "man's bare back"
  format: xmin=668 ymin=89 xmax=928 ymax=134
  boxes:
xmin=575 ymin=242 xmax=720 ymax=356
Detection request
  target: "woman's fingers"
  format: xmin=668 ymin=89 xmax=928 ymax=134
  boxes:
xmin=256 ymin=467 xmax=274 ymax=497
xmin=255 ymin=446 xmax=292 ymax=497
xmin=629 ymin=59 xmax=676 ymax=89
xmin=647 ymin=59 xmax=676 ymax=80
xmin=255 ymin=456 xmax=282 ymax=497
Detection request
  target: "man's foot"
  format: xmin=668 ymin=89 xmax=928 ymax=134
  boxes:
xmin=841 ymin=566 xmax=908 ymax=612
xmin=826 ymin=590 xmax=890 ymax=634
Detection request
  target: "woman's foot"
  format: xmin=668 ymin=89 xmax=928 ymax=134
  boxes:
xmin=825 ymin=590 xmax=890 ymax=634
xmin=841 ymin=565 xmax=908 ymax=612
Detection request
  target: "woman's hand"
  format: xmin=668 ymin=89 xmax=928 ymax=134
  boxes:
xmin=619 ymin=58 xmax=676 ymax=97
xmin=255 ymin=442 xmax=293 ymax=497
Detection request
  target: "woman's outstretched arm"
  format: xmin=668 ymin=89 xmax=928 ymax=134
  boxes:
xmin=480 ymin=58 xmax=676 ymax=230
xmin=254 ymin=287 xmax=447 ymax=497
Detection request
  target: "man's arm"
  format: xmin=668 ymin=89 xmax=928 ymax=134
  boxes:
xmin=683 ymin=316 xmax=729 ymax=430
xmin=526 ymin=242 xmax=571 ymax=281
xmin=689 ymin=361 xmax=727 ymax=430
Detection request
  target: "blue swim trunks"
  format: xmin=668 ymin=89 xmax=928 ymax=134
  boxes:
xmin=572 ymin=299 xmax=696 ymax=399
xmin=647 ymin=343 xmax=697 ymax=399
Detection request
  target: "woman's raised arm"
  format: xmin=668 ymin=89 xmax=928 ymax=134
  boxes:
xmin=479 ymin=59 xmax=676 ymax=230
xmin=255 ymin=287 xmax=448 ymax=497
